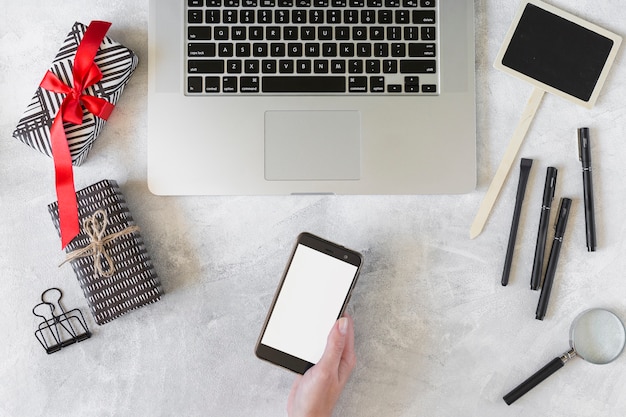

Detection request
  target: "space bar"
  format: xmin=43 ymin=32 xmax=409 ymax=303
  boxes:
xmin=262 ymin=76 xmax=346 ymax=93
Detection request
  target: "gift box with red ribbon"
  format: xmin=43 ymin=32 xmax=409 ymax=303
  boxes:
xmin=12 ymin=21 xmax=138 ymax=248
xmin=48 ymin=180 xmax=162 ymax=325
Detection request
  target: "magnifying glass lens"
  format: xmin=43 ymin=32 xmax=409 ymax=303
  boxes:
xmin=571 ymin=309 xmax=626 ymax=365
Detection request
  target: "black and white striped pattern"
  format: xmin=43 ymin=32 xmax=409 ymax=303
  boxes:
xmin=48 ymin=180 xmax=162 ymax=325
xmin=13 ymin=22 xmax=138 ymax=166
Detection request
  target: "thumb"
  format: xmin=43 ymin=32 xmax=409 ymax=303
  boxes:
xmin=318 ymin=317 xmax=348 ymax=370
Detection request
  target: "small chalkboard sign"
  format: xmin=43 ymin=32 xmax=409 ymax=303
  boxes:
xmin=494 ymin=0 xmax=621 ymax=109
xmin=470 ymin=0 xmax=622 ymax=238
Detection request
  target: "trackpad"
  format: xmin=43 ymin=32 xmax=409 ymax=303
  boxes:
xmin=265 ymin=111 xmax=361 ymax=181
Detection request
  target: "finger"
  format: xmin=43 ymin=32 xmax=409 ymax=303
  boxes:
xmin=317 ymin=317 xmax=348 ymax=372
xmin=338 ymin=314 xmax=356 ymax=383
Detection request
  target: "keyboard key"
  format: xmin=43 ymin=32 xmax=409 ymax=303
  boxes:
xmin=232 ymin=27 xmax=247 ymax=40
xmin=242 ymin=0 xmax=258 ymax=6
xmin=205 ymin=76 xmax=221 ymax=92
xmin=301 ymin=27 xmax=316 ymax=40
xmin=249 ymin=27 xmax=264 ymax=40
xmin=383 ymin=59 xmax=397 ymax=73
xmin=413 ymin=10 xmax=436 ymax=24
xmin=310 ymin=10 xmax=324 ymax=24
xmin=266 ymin=27 xmax=281 ymax=40
xmin=188 ymin=60 xmax=225 ymax=74
xmin=279 ymin=59 xmax=295 ymax=73
xmin=402 ymin=0 xmax=418 ymax=6
xmin=188 ymin=0 xmax=203 ymax=6
xmin=421 ymin=26 xmax=436 ymax=40
xmin=188 ymin=10 xmax=203 ymax=24
xmin=206 ymin=10 xmax=220 ymax=24
xmin=391 ymin=43 xmax=406 ymax=57
xmin=223 ymin=77 xmax=238 ymax=92
xmin=408 ymin=43 xmax=436 ymax=57
xmin=284 ymin=27 xmax=299 ymax=40
xmin=188 ymin=43 xmax=217 ymax=57
xmin=288 ymin=43 xmax=303 ymax=56
xmin=339 ymin=43 xmax=354 ymax=57
xmin=388 ymin=84 xmax=402 ymax=92
xmin=422 ymin=84 xmax=437 ymax=93
xmin=353 ymin=27 xmax=367 ymax=40
xmin=207 ymin=0 xmax=222 ymax=5
xmin=253 ymin=43 xmax=269 ymax=56
xmin=275 ymin=10 xmax=290 ymax=23
xmin=313 ymin=60 xmax=329 ymax=73
xmin=350 ymin=0 xmax=365 ymax=6
xmin=278 ymin=0 xmax=293 ymax=5
xmin=370 ymin=76 xmax=385 ymax=92
xmin=240 ymin=10 xmax=255 ymax=23
xmin=219 ymin=43 xmax=234 ymax=56
xmin=327 ymin=10 xmax=341 ymax=24
xmin=241 ymin=76 xmax=260 ymax=92
xmin=349 ymin=59 xmax=363 ymax=73
xmin=400 ymin=59 xmax=436 ymax=73
xmin=223 ymin=10 xmax=238 ymax=24
xmin=263 ymin=76 xmax=346 ymax=92
xmin=296 ymin=60 xmax=312 ymax=73
xmin=322 ymin=43 xmax=337 ymax=56
xmin=332 ymin=0 xmax=347 ymax=6
xmin=367 ymin=0 xmax=383 ymax=6
xmin=357 ymin=43 xmax=371 ymax=57
xmin=214 ymin=27 xmax=229 ymax=40
xmin=235 ymin=43 xmax=251 ymax=56
xmin=258 ymin=9 xmax=273 ymax=23
xmin=420 ymin=0 xmax=435 ymax=6
xmin=245 ymin=59 xmax=260 ymax=72
xmin=318 ymin=27 xmax=333 ymax=40
xmin=336 ymin=27 xmax=350 ymax=40
xmin=305 ymin=43 xmax=320 ymax=56
xmin=404 ymin=26 xmax=419 ymax=40
xmin=378 ymin=10 xmax=392 ymax=24
xmin=366 ymin=59 xmax=380 ymax=73
xmin=262 ymin=59 xmax=277 ymax=73
xmin=330 ymin=59 xmax=346 ymax=73
xmin=404 ymin=76 xmax=419 ymax=92
xmin=348 ymin=76 xmax=367 ymax=92
xmin=395 ymin=10 xmax=409 ymax=24
xmin=227 ymin=59 xmax=243 ymax=73
xmin=188 ymin=76 xmax=203 ymax=93
xmin=188 ymin=26 xmax=212 ymax=40
xmin=271 ymin=43 xmax=286 ymax=56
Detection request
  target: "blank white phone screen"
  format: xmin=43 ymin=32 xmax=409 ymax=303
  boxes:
xmin=261 ymin=244 xmax=358 ymax=364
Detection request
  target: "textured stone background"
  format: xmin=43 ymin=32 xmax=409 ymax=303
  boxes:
xmin=1 ymin=1 xmax=625 ymax=416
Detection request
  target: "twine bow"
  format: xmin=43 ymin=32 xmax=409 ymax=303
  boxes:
xmin=40 ymin=21 xmax=115 ymax=248
xmin=60 ymin=209 xmax=139 ymax=278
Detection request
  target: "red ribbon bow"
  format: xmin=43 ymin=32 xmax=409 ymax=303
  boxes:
xmin=40 ymin=21 xmax=115 ymax=248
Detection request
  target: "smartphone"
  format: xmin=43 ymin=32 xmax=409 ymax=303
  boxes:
xmin=255 ymin=232 xmax=363 ymax=374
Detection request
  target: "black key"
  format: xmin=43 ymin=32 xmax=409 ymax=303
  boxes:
xmin=235 ymin=43 xmax=251 ymax=57
xmin=188 ymin=76 xmax=203 ymax=93
xmin=223 ymin=10 xmax=238 ymax=24
xmin=361 ymin=10 xmax=376 ymax=24
xmin=297 ymin=0 xmax=311 ymax=6
xmin=332 ymin=0 xmax=346 ymax=6
xmin=310 ymin=10 xmax=324 ymax=24
xmin=404 ymin=26 xmax=419 ymax=40
xmin=409 ymin=43 xmax=436 ymax=57
xmin=370 ymin=76 xmax=385 ymax=92
xmin=188 ymin=43 xmax=216 ymax=57
xmin=318 ymin=27 xmax=333 ymax=40
xmin=313 ymin=60 xmax=329 ymax=73
xmin=348 ymin=76 xmax=367 ymax=92
xmin=243 ymin=0 xmax=258 ymax=6
xmin=232 ymin=27 xmax=247 ymax=40
xmin=267 ymin=27 xmax=281 ymax=40
xmin=383 ymin=59 xmax=397 ymax=73
xmin=245 ymin=59 xmax=260 ymax=73
xmin=421 ymin=26 xmax=436 ymax=40
xmin=413 ymin=10 xmax=436 ymax=24
xmin=395 ymin=10 xmax=409 ymax=24
xmin=249 ymin=27 xmax=264 ymax=40
xmin=240 ymin=10 xmax=255 ymax=23
xmin=301 ymin=27 xmax=316 ymax=40
xmin=284 ymin=27 xmax=299 ymax=40
xmin=207 ymin=0 xmax=222 ymax=5
xmin=219 ymin=43 xmax=234 ymax=57
xmin=225 ymin=0 xmax=239 ymax=6
xmin=288 ymin=43 xmax=303 ymax=56
xmin=378 ymin=10 xmax=392 ymax=24
xmin=367 ymin=0 xmax=383 ymax=6
xmin=370 ymin=27 xmax=384 ymax=40
xmin=420 ymin=0 xmax=435 ymax=6
xmin=271 ymin=43 xmax=286 ymax=56
xmin=223 ymin=77 xmax=238 ymax=93
xmin=344 ymin=10 xmax=358 ymax=24
xmin=188 ymin=27 xmax=212 ymax=40
xmin=336 ymin=27 xmax=350 ymax=40
xmin=279 ymin=59 xmax=294 ymax=73
xmin=278 ymin=0 xmax=292 ymax=5
xmin=262 ymin=76 xmax=346 ymax=92
xmin=385 ymin=0 xmax=400 ymax=6
xmin=350 ymin=0 xmax=365 ymax=6
xmin=331 ymin=59 xmax=346 ymax=73
xmin=293 ymin=10 xmax=307 ymax=23
xmin=205 ymin=76 xmax=221 ymax=92
xmin=214 ymin=27 xmax=229 ymax=40
xmin=413 ymin=10 xmax=436 ymax=25
xmin=241 ymin=76 xmax=260 ymax=92
xmin=296 ymin=60 xmax=312 ymax=73
xmin=391 ymin=43 xmax=406 ymax=57
xmin=339 ymin=43 xmax=354 ymax=57
xmin=188 ymin=60 xmax=225 ymax=74
xmin=353 ymin=27 xmax=367 ymax=40
xmin=373 ymin=43 xmax=388 ymax=57
xmin=262 ymin=59 xmax=277 ymax=73
xmin=322 ymin=43 xmax=337 ymax=57
xmin=315 ymin=0 xmax=329 ymax=6
xmin=404 ymin=76 xmax=419 ymax=92
xmin=387 ymin=26 xmax=401 ymax=40
xmin=253 ymin=43 xmax=269 ymax=57
xmin=261 ymin=0 xmax=275 ymax=5
xmin=189 ymin=0 xmax=203 ymax=6
xmin=188 ymin=10 xmax=203 ymax=24
xmin=349 ymin=60 xmax=363 ymax=73
xmin=227 ymin=59 xmax=242 ymax=73
xmin=403 ymin=0 xmax=418 ymax=6
xmin=422 ymin=84 xmax=437 ymax=93
xmin=357 ymin=43 xmax=371 ymax=57
xmin=258 ymin=9 xmax=273 ymax=23
xmin=327 ymin=10 xmax=341 ymax=24
xmin=388 ymin=84 xmax=402 ymax=92
xmin=305 ymin=43 xmax=320 ymax=56
xmin=275 ymin=9 xmax=290 ymax=23
xmin=206 ymin=10 xmax=221 ymax=24
xmin=400 ymin=59 xmax=436 ymax=73
xmin=366 ymin=59 xmax=380 ymax=73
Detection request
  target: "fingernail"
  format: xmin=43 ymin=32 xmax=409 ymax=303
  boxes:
xmin=338 ymin=317 xmax=348 ymax=335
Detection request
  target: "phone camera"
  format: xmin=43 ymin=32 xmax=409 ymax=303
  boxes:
xmin=343 ymin=255 xmax=349 ymax=260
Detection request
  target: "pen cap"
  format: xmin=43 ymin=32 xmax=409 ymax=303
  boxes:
xmin=554 ymin=198 xmax=572 ymax=237
xmin=542 ymin=167 xmax=558 ymax=205
xmin=578 ymin=127 xmax=591 ymax=166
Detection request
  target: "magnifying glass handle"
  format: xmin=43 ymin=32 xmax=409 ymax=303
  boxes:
xmin=503 ymin=353 xmax=570 ymax=405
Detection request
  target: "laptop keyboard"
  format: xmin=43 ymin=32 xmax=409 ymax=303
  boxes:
xmin=185 ymin=0 xmax=439 ymax=94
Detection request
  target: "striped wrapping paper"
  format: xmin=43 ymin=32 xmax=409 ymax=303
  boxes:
xmin=48 ymin=180 xmax=162 ymax=325
xmin=12 ymin=22 xmax=138 ymax=166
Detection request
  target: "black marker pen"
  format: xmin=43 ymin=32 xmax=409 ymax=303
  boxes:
xmin=578 ymin=128 xmax=596 ymax=252
xmin=530 ymin=167 xmax=557 ymax=290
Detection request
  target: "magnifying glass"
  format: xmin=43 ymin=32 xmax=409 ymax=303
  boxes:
xmin=504 ymin=308 xmax=626 ymax=405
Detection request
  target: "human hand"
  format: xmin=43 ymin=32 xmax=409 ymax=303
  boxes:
xmin=287 ymin=314 xmax=356 ymax=417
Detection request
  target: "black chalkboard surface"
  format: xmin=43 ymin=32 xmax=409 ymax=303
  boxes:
xmin=502 ymin=4 xmax=614 ymax=102
xmin=494 ymin=0 xmax=621 ymax=109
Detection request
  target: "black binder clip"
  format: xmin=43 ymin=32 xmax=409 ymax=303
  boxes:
xmin=33 ymin=288 xmax=91 ymax=354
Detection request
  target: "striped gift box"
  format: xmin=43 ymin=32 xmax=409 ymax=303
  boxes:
xmin=48 ymin=180 xmax=162 ymax=325
xmin=12 ymin=22 xmax=138 ymax=166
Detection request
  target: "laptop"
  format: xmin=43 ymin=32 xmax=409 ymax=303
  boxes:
xmin=147 ymin=0 xmax=476 ymax=195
